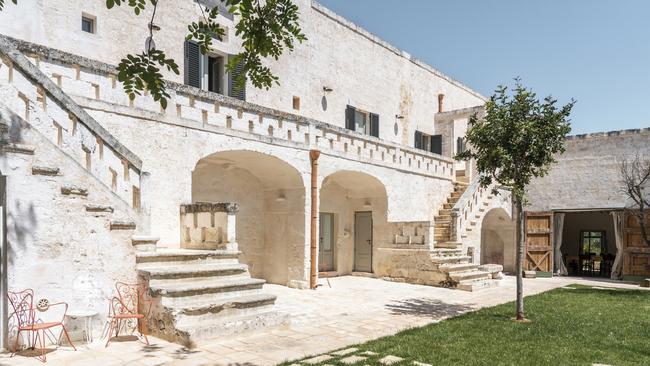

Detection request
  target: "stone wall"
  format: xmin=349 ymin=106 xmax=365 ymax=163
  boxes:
xmin=527 ymin=128 xmax=650 ymax=211
xmin=0 ymin=0 xmax=485 ymax=148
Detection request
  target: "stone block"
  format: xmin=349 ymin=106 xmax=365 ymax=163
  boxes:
xmin=110 ymin=220 xmax=136 ymax=231
xmin=32 ymin=165 xmax=60 ymax=176
xmin=131 ymin=235 xmax=159 ymax=252
xmin=379 ymin=355 xmax=404 ymax=365
xmin=478 ymin=264 xmax=503 ymax=274
xmin=85 ymin=204 xmax=114 ymax=213
xmin=523 ymin=270 xmax=536 ymax=278
xmin=332 ymin=348 xmax=358 ymax=356
xmin=640 ymin=279 xmax=650 ymax=288
xmin=340 ymin=355 xmax=366 ymax=364
xmin=304 ymin=355 xmax=333 ymax=364
xmin=61 ymin=184 xmax=88 ymax=196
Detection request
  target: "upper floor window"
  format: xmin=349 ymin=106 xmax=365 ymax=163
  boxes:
xmin=345 ymin=105 xmax=379 ymax=138
xmin=456 ymin=136 xmax=467 ymax=154
xmin=81 ymin=15 xmax=95 ymax=34
xmin=184 ymin=40 xmax=245 ymax=100
xmin=437 ymin=94 xmax=445 ymax=113
xmin=414 ymin=131 xmax=442 ymax=155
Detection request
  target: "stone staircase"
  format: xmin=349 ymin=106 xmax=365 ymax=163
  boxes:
xmin=137 ymin=248 xmax=289 ymax=348
xmin=430 ymin=177 xmax=500 ymax=291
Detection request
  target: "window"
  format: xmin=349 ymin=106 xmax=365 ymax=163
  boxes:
xmin=293 ymin=96 xmax=301 ymax=110
xmin=184 ymin=40 xmax=245 ymax=100
xmin=437 ymin=93 xmax=445 ymax=113
xmin=81 ymin=15 xmax=95 ymax=34
xmin=345 ymin=105 xmax=379 ymax=137
xmin=414 ymin=131 xmax=442 ymax=154
xmin=456 ymin=137 xmax=466 ymax=154
xmin=580 ymin=231 xmax=605 ymax=256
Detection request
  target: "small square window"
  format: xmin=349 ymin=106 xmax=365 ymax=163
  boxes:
xmin=292 ymin=96 xmax=300 ymax=110
xmin=82 ymin=16 xmax=95 ymax=33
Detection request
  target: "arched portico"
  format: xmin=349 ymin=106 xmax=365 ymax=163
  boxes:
xmin=319 ymin=170 xmax=388 ymax=274
xmin=480 ymin=207 xmax=516 ymax=272
xmin=191 ymin=150 xmax=306 ymax=286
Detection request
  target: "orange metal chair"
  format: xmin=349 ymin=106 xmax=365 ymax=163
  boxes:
xmin=7 ymin=289 xmax=76 ymax=363
xmin=105 ymin=282 xmax=151 ymax=347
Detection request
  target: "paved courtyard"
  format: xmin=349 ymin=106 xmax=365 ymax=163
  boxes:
xmin=0 ymin=275 xmax=644 ymax=366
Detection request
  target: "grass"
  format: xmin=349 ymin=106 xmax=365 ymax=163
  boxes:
xmin=286 ymin=285 xmax=650 ymax=366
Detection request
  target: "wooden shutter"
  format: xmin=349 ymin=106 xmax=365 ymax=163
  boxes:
xmin=345 ymin=105 xmax=356 ymax=131
xmin=370 ymin=113 xmax=379 ymax=137
xmin=414 ymin=131 xmax=423 ymax=149
xmin=431 ymin=135 xmax=442 ymax=154
xmin=524 ymin=212 xmax=554 ymax=274
xmin=623 ymin=212 xmax=650 ymax=277
xmin=228 ymin=54 xmax=246 ymax=101
xmin=184 ymin=40 xmax=201 ymax=88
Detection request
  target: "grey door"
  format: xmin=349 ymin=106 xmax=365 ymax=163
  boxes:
xmin=319 ymin=213 xmax=335 ymax=272
xmin=354 ymin=211 xmax=373 ymax=272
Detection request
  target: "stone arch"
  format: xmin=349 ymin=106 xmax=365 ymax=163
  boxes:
xmin=319 ymin=170 xmax=388 ymax=274
xmin=191 ymin=150 xmax=306 ymax=286
xmin=480 ymin=207 xmax=516 ymax=272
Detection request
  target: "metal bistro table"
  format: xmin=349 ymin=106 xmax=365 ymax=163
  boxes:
xmin=65 ymin=310 xmax=99 ymax=345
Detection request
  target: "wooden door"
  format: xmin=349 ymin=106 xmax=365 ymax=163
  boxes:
xmin=525 ymin=212 xmax=554 ymax=274
xmin=623 ymin=212 xmax=650 ymax=277
xmin=319 ymin=213 xmax=335 ymax=272
xmin=354 ymin=211 xmax=373 ymax=272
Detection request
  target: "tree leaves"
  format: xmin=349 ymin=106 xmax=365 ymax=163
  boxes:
xmin=106 ymin=0 xmax=153 ymax=15
xmin=456 ymin=79 xmax=575 ymax=201
xmin=117 ymin=49 xmax=179 ymax=109
xmin=0 ymin=0 xmax=17 ymax=11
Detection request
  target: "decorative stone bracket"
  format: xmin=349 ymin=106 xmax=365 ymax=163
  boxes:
xmin=180 ymin=202 xmax=239 ymax=250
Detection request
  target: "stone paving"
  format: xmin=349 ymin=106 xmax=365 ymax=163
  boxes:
xmin=0 ymin=275 xmax=645 ymax=366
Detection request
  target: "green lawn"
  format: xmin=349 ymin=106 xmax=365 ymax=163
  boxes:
xmin=287 ymin=285 xmax=650 ymax=366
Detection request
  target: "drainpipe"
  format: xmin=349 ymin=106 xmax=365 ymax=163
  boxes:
xmin=309 ymin=150 xmax=321 ymax=289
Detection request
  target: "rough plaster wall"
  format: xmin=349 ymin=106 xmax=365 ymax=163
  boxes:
xmin=0 ymin=0 xmax=484 ymax=147
xmin=561 ymin=211 xmax=616 ymax=257
xmin=192 ymin=165 xmax=265 ymax=278
xmin=480 ymin=208 xmax=516 ymax=273
xmin=1 ymin=115 xmax=138 ymax=341
xmin=527 ymin=131 xmax=650 ymax=211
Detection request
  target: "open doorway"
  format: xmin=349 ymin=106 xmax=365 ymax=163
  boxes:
xmin=560 ymin=211 xmax=616 ymax=278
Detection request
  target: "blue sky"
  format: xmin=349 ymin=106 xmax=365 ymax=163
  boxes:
xmin=317 ymin=0 xmax=650 ymax=134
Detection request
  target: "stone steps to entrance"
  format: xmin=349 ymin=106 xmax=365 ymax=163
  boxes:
xmin=139 ymin=262 xmax=248 ymax=280
xmin=139 ymin=248 xmax=287 ymax=347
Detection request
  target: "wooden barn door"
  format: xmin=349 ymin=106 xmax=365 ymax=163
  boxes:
xmin=525 ymin=212 xmax=554 ymax=276
xmin=623 ymin=212 xmax=650 ymax=277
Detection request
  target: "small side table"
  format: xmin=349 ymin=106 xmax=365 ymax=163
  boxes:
xmin=65 ymin=310 xmax=98 ymax=345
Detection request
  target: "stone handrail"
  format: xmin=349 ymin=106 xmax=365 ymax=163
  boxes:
xmin=4 ymin=36 xmax=455 ymax=180
xmin=450 ymin=176 xmax=493 ymax=241
xmin=0 ymin=37 xmax=142 ymax=208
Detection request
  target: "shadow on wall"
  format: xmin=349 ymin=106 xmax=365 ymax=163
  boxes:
xmin=386 ymin=298 xmax=475 ymax=318
xmin=6 ymin=200 xmax=37 ymax=268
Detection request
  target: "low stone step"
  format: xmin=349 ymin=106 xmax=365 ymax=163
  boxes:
xmin=61 ymin=184 xmax=88 ymax=197
xmin=435 ymin=215 xmax=451 ymax=221
xmin=149 ymin=276 xmax=266 ymax=298
xmin=449 ymin=270 xmax=490 ymax=282
xmin=438 ymin=263 xmax=479 ymax=273
xmin=457 ymin=278 xmax=499 ymax=292
xmin=136 ymin=249 xmax=241 ymax=264
xmin=170 ymin=293 xmax=276 ymax=317
xmin=32 ymin=165 xmax=60 ymax=176
xmin=443 ymin=203 xmax=453 ymax=209
xmin=438 ymin=209 xmax=452 ymax=216
xmin=174 ymin=311 xmax=290 ymax=348
xmin=436 ymin=241 xmax=462 ymax=249
xmin=1 ymin=142 xmax=35 ymax=155
xmin=139 ymin=262 xmax=248 ymax=280
xmin=430 ymin=255 xmax=471 ymax=264
xmin=85 ymin=204 xmax=114 ymax=213
xmin=110 ymin=220 xmax=136 ymax=230
xmin=430 ymin=249 xmax=463 ymax=257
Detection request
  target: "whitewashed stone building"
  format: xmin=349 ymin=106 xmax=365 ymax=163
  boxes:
xmin=7 ymin=0 xmax=631 ymax=348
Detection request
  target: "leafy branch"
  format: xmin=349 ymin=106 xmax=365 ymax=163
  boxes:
xmin=0 ymin=0 xmax=17 ymax=11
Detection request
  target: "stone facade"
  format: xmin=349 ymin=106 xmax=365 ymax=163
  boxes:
xmin=0 ymin=0 xmax=514 ymax=348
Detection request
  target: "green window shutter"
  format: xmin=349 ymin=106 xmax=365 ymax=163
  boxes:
xmin=370 ymin=113 xmax=379 ymax=138
xmin=414 ymin=131 xmax=423 ymax=149
xmin=431 ymin=135 xmax=442 ymax=155
xmin=228 ymin=55 xmax=246 ymax=101
xmin=184 ymin=40 xmax=201 ymax=88
xmin=345 ymin=105 xmax=356 ymax=131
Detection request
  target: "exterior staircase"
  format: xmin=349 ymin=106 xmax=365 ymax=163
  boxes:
xmin=137 ymin=248 xmax=289 ymax=348
xmin=430 ymin=176 xmax=500 ymax=291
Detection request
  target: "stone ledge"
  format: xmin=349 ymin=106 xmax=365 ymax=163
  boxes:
xmin=85 ymin=204 xmax=114 ymax=213
xmin=61 ymin=184 xmax=88 ymax=196
xmin=1 ymin=142 xmax=35 ymax=155
xmin=131 ymin=235 xmax=159 ymax=252
xmin=110 ymin=220 xmax=136 ymax=231
xmin=32 ymin=165 xmax=61 ymax=176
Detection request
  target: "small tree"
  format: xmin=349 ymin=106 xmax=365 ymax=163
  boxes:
xmin=456 ymin=79 xmax=574 ymax=321
xmin=620 ymin=154 xmax=650 ymax=245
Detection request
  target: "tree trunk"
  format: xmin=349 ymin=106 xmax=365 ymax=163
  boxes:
xmin=514 ymin=195 xmax=525 ymax=320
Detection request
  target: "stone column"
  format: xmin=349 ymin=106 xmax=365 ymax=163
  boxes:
xmin=225 ymin=203 xmax=239 ymax=252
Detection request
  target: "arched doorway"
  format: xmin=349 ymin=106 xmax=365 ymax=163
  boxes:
xmin=480 ymin=208 xmax=516 ymax=272
xmin=319 ymin=170 xmax=388 ymax=274
xmin=192 ymin=151 xmax=306 ymax=286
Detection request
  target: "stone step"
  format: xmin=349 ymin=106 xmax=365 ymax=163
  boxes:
xmin=149 ymin=276 xmax=266 ymax=298
xmin=430 ymin=255 xmax=471 ymax=264
xmin=449 ymin=270 xmax=490 ymax=282
xmin=430 ymin=248 xmax=463 ymax=257
xmin=110 ymin=220 xmax=136 ymax=230
xmin=457 ymin=278 xmax=499 ymax=292
xmin=442 ymin=203 xmax=453 ymax=209
xmin=0 ymin=142 xmax=35 ymax=155
xmin=136 ymin=249 xmax=240 ymax=264
xmin=139 ymin=262 xmax=248 ymax=280
xmin=435 ymin=215 xmax=451 ymax=221
xmin=438 ymin=263 xmax=479 ymax=273
xmin=174 ymin=311 xmax=290 ymax=348
xmin=169 ymin=293 xmax=277 ymax=324
xmin=32 ymin=165 xmax=60 ymax=176
xmin=436 ymin=241 xmax=462 ymax=249
xmin=438 ymin=209 xmax=452 ymax=216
